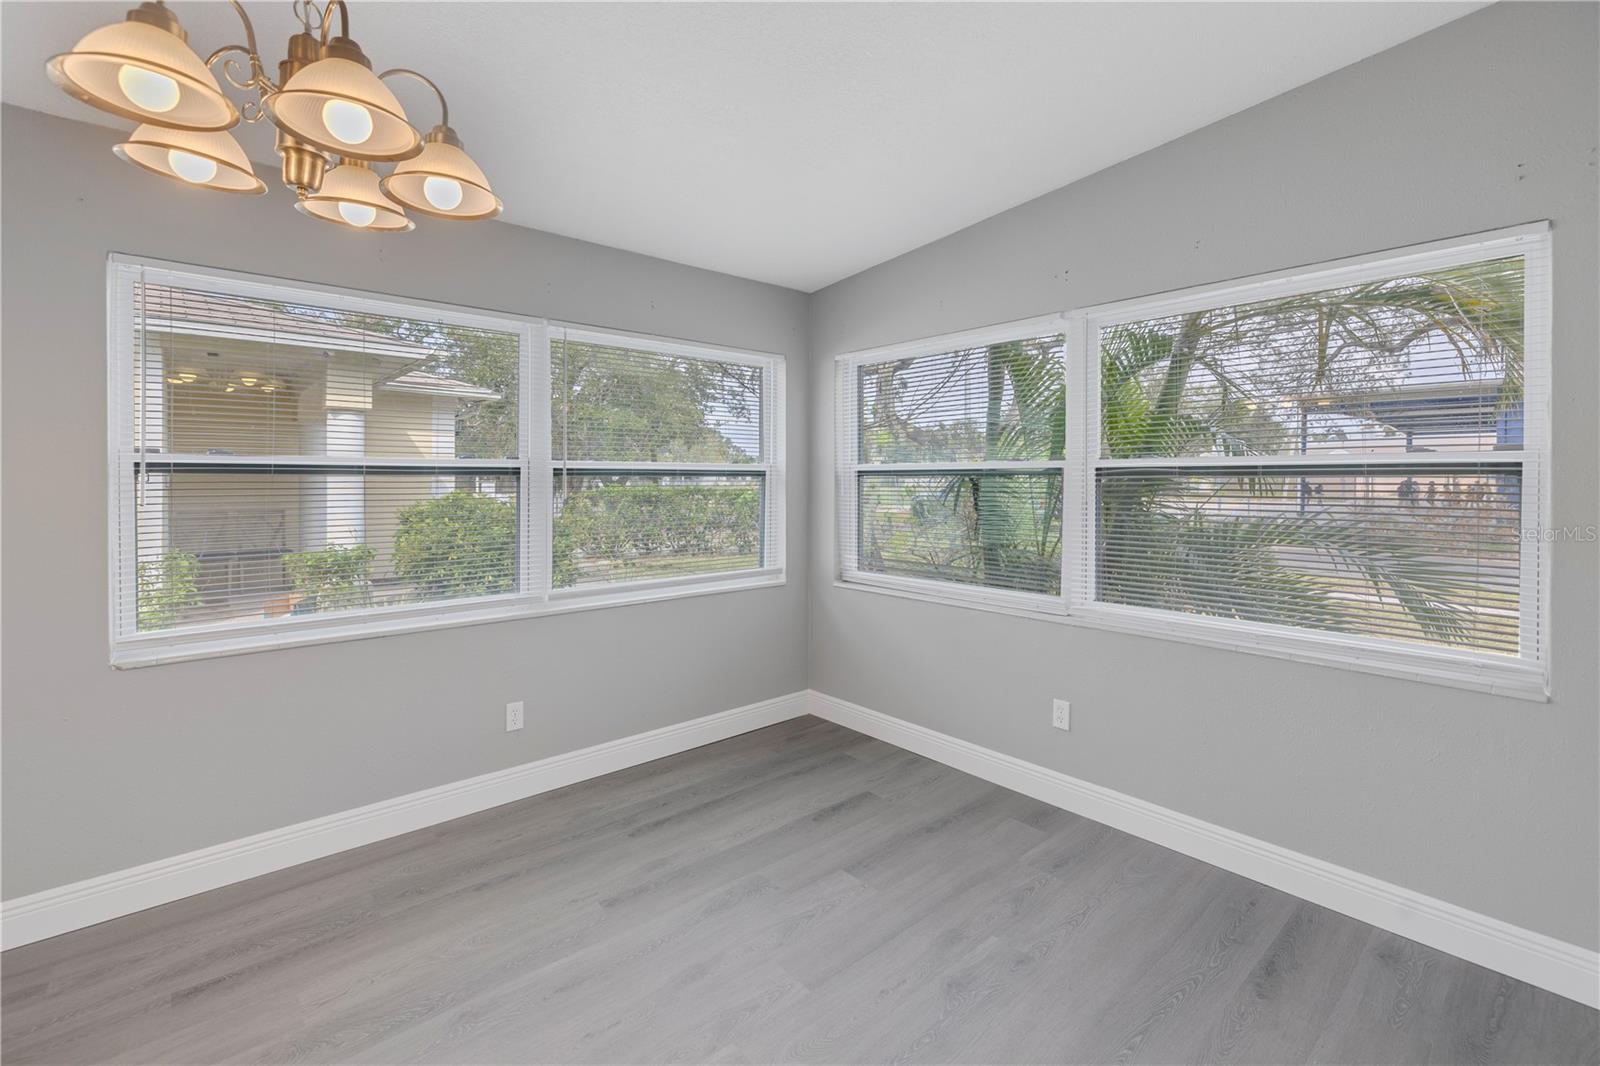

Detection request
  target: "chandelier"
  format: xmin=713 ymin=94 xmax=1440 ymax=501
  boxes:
xmin=46 ymin=0 xmax=502 ymax=232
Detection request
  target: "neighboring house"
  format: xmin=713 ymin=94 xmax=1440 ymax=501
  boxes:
xmin=132 ymin=285 xmax=501 ymax=624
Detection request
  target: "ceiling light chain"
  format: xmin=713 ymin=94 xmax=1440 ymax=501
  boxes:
xmin=45 ymin=0 xmax=503 ymax=230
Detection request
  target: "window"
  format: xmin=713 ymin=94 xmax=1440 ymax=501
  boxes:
xmin=109 ymin=259 xmax=784 ymax=666
xmin=836 ymin=225 xmax=1551 ymax=697
xmin=837 ymin=317 xmax=1068 ymax=604
xmin=550 ymin=327 xmax=783 ymax=593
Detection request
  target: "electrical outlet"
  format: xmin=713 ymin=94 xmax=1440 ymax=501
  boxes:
xmin=505 ymin=701 xmax=525 ymax=732
xmin=1052 ymin=699 xmax=1070 ymax=731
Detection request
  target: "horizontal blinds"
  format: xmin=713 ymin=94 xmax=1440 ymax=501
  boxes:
xmin=131 ymin=472 xmax=520 ymax=632
xmin=133 ymin=280 xmax=521 ymax=461
xmin=554 ymin=473 xmax=764 ymax=588
xmin=550 ymin=328 xmax=779 ymax=589
xmin=1095 ymin=464 xmax=1521 ymax=654
xmin=858 ymin=472 xmax=1061 ymax=594
xmin=844 ymin=331 xmax=1067 ymax=596
xmin=859 ymin=335 xmax=1064 ymax=462
xmin=113 ymin=263 xmax=530 ymax=642
xmin=551 ymin=334 xmax=764 ymax=464
xmin=1099 ymin=256 xmax=1531 ymax=460
xmin=1081 ymin=244 xmax=1548 ymax=663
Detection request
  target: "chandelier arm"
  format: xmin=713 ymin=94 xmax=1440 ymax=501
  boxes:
xmin=318 ymin=0 xmax=351 ymax=46
xmin=204 ymin=1 xmax=278 ymax=95
xmin=378 ymin=68 xmax=449 ymax=128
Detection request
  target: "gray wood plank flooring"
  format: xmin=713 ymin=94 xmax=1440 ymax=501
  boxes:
xmin=3 ymin=716 xmax=1596 ymax=1064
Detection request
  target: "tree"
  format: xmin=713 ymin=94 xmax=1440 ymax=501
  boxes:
xmin=1091 ymin=258 xmax=1524 ymax=646
xmin=865 ymin=258 xmax=1524 ymax=648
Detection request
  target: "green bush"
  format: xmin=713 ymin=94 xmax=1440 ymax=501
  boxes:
xmin=553 ymin=482 xmax=760 ymax=587
xmin=137 ymin=550 xmax=201 ymax=630
xmin=394 ymin=491 xmax=517 ymax=599
xmin=284 ymin=543 xmax=375 ymax=612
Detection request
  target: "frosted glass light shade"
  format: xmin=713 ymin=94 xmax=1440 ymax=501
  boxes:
xmin=113 ymin=124 xmax=267 ymax=194
xmin=265 ymin=58 xmax=420 ymax=161
xmin=47 ymin=15 xmax=238 ymax=130
xmin=379 ymin=135 xmax=502 ymax=220
xmin=296 ymin=160 xmax=412 ymax=232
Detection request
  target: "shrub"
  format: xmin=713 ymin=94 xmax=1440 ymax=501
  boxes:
xmin=552 ymin=482 xmax=760 ymax=586
xmin=394 ymin=491 xmax=517 ymax=599
xmin=137 ymin=550 xmax=201 ymax=630
xmin=284 ymin=543 xmax=375 ymax=612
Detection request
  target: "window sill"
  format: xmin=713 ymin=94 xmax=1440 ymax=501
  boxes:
xmin=111 ymin=570 xmax=786 ymax=669
xmin=834 ymin=575 xmax=1549 ymax=703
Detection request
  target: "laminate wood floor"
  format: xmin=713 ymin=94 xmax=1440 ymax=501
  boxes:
xmin=3 ymin=716 xmax=1596 ymax=1064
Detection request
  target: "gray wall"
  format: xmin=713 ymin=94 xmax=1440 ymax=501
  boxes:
xmin=0 ymin=103 xmax=810 ymax=899
xmin=4 ymin=1 xmax=1596 ymax=956
xmin=807 ymin=2 xmax=1599 ymax=950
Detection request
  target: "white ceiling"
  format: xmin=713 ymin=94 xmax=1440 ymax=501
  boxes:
xmin=3 ymin=2 xmax=1482 ymax=291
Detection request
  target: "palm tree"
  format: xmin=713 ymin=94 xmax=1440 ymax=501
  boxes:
xmin=1100 ymin=256 xmax=1524 ymax=648
xmin=936 ymin=256 xmax=1524 ymax=649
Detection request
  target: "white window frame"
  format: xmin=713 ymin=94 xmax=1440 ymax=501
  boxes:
xmin=835 ymin=313 xmax=1071 ymax=614
xmin=547 ymin=323 xmax=787 ymax=601
xmin=107 ymin=257 xmax=785 ymax=668
xmin=834 ymin=223 xmax=1552 ymax=700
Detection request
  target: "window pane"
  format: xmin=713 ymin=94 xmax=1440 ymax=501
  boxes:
xmin=553 ymin=473 xmax=763 ymax=588
xmin=133 ymin=282 xmax=520 ymax=461
xmin=551 ymin=338 xmax=763 ymax=463
xmin=859 ymin=335 xmax=1064 ymax=463
xmin=134 ymin=471 xmax=519 ymax=630
xmin=858 ymin=472 xmax=1061 ymax=594
xmin=1095 ymin=465 xmax=1521 ymax=655
xmin=1099 ymin=257 xmax=1524 ymax=459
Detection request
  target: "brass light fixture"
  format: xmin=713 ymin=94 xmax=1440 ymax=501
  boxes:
xmin=114 ymin=124 xmax=268 ymax=194
xmin=47 ymin=0 xmax=503 ymax=231
xmin=297 ymin=158 xmax=413 ymax=232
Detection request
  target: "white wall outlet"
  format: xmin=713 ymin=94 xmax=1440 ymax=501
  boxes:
xmin=505 ymin=701 xmax=525 ymax=732
xmin=1052 ymin=699 xmax=1070 ymax=731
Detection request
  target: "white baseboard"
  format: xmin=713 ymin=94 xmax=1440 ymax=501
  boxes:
xmin=808 ymin=690 xmax=1600 ymax=1009
xmin=0 ymin=691 xmax=811 ymax=951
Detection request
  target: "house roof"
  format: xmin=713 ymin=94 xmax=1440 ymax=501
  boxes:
xmin=381 ymin=370 xmax=501 ymax=401
xmin=134 ymin=283 xmax=443 ymax=362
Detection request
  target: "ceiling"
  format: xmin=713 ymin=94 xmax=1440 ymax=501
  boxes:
xmin=3 ymin=2 xmax=1483 ymax=292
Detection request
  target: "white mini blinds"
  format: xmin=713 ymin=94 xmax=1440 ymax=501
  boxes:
xmin=550 ymin=327 xmax=784 ymax=591
xmin=109 ymin=259 xmax=785 ymax=666
xmin=838 ymin=320 xmax=1068 ymax=600
xmin=837 ymin=224 xmax=1552 ymax=697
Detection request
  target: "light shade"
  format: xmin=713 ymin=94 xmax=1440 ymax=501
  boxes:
xmin=296 ymin=159 xmax=412 ymax=232
xmin=113 ymin=124 xmax=266 ymax=194
xmin=46 ymin=8 xmax=238 ymax=131
xmin=379 ymin=128 xmax=502 ymax=221
xmin=265 ymin=55 xmax=421 ymax=162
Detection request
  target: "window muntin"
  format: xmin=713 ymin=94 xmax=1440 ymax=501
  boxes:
xmin=844 ymin=329 xmax=1067 ymax=597
xmin=550 ymin=328 xmax=782 ymax=592
xmin=1084 ymin=243 xmax=1544 ymax=664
